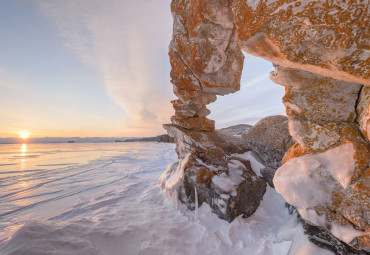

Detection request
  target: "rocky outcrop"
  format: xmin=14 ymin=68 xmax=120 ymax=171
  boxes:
xmin=156 ymin=134 xmax=175 ymax=143
xmin=242 ymin=115 xmax=293 ymax=186
xmin=164 ymin=0 xmax=370 ymax=252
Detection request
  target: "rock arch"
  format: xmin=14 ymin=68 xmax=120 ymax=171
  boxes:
xmin=162 ymin=0 xmax=369 ymax=251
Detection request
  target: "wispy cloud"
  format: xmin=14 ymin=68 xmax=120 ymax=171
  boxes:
xmin=241 ymin=72 xmax=269 ymax=89
xmin=34 ymin=0 xmax=174 ymax=136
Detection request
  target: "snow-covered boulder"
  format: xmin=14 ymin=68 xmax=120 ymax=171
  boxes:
xmin=160 ymin=124 xmax=266 ymax=222
xmin=159 ymin=151 xmax=266 ymax=222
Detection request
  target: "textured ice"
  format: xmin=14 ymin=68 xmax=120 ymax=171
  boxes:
xmin=274 ymin=143 xmax=356 ymax=225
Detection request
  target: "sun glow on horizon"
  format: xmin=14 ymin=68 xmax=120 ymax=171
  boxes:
xmin=20 ymin=132 xmax=29 ymax=139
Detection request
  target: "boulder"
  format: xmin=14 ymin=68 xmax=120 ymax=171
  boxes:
xmin=242 ymin=115 xmax=293 ymax=186
xmin=159 ymin=150 xmax=266 ymax=222
xmin=160 ymin=124 xmax=267 ymax=222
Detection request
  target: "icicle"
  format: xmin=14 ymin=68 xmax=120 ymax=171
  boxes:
xmin=174 ymin=190 xmax=179 ymax=209
xmin=194 ymin=187 xmax=199 ymax=219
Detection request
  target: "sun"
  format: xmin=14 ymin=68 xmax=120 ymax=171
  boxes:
xmin=20 ymin=132 xmax=29 ymax=139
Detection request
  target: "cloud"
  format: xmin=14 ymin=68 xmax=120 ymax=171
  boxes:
xmin=34 ymin=0 xmax=174 ymax=136
xmin=240 ymin=72 xmax=269 ymax=89
xmin=209 ymin=71 xmax=285 ymax=128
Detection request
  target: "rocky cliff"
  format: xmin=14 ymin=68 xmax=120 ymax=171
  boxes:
xmin=162 ymin=0 xmax=369 ymax=253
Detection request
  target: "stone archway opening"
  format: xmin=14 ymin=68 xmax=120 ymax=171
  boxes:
xmin=208 ymin=52 xmax=285 ymax=129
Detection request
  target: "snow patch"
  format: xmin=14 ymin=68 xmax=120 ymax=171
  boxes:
xmin=331 ymin=223 xmax=366 ymax=244
xmin=212 ymin=160 xmax=245 ymax=196
xmin=234 ymin=151 xmax=265 ymax=177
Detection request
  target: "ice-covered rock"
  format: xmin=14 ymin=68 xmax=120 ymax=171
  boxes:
xmin=161 ymin=124 xmax=266 ymax=222
xmin=272 ymin=66 xmax=370 ymax=251
xmin=159 ymin=150 xmax=266 ymax=222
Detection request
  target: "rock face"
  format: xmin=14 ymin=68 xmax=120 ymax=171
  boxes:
xmin=357 ymin=87 xmax=370 ymax=141
xmin=242 ymin=115 xmax=293 ymax=186
xmin=165 ymin=0 xmax=370 ymax=252
xmin=169 ymin=0 xmax=244 ymax=132
xmin=232 ymin=0 xmax=370 ymax=86
xmin=271 ymin=66 xmax=369 ymax=251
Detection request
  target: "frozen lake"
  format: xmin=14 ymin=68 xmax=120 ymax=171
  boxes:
xmin=0 ymin=142 xmax=293 ymax=255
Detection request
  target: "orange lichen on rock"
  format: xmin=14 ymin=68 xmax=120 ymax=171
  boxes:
xmin=232 ymin=0 xmax=370 ymax=85
xmin=169 ymin=0 xmax=244 ymax=133
xmin=281 ymin=143 xmax=308 ymax=165
xmin=271 ymin=66 xmax=362 ymax=123
xmin=196 ymin=168 xmax=214 ymax=184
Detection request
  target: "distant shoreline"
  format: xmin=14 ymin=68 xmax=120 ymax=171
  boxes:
xmin=0 ymin=134 xmax=174 ymax=144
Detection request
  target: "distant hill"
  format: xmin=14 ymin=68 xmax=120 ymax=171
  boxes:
xmin=117 ymin=134 xmax=174 ymax=143
xmin=218 ymin=124 xmax=253 ymax=136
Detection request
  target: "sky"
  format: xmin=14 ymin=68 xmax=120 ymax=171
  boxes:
xmin=0 ymin=0 xmax=285 ymax=138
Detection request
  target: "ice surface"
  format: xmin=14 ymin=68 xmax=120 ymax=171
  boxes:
xmin=0 ymin=142 xmax=332 ymax=254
